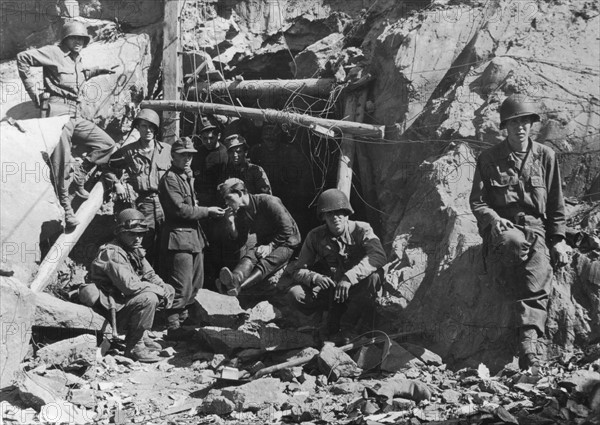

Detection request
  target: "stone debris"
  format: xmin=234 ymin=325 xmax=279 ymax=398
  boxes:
xmin=246 ymin=300 xmax=281 ymax=323
xmin=35 ymin=334 xmax=99 ymax=371
xmin=194 ymin=289 xmax=248 ymax=328
xmin=33 ymin=292 xmax=110 ymax=334
xmin=317 ymin=343 xmax=363 ymax=381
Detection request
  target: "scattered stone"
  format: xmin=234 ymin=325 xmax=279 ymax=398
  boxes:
xmin=285 ymin=347 xmax=319 ymax=362
xmin=69 ymin=389 xmax=96 ymax=409
xmin=317 ymin=343 xmax=362 ymax=382
xmin=479 ymin=379 xmax=509 ymax=395
xmin=211 ymin=354 xmax=227 ymax=369
xmin=331 ymin=381 xmax=364 ymax=395
xmin=390 ymin=397 xmax=416 ymax=410
xmin=160 ymin=347 xmax=176 ymax=357
xmin=401 ymin=343 xmax=443 ymax=366
xmin=0 ymin=277 xmax=36 ymax=389
xmin=381 ymin=341 xmax=424 ymax=372
xmin=259 ymin=325 xmax=316 ymax=351
xmin=36 ymin=334 xmax=98 ymax=370
xmin=442 ymin=389 xmax=462 ymax=404
xmin=221 ymin=377 xmax=287 ymax=412
xmin=201 ymin=393 xmax=235 ymax=415
xmin=194 ymin=289 xmax=247 ymax=328
xmin=247 ymin=301 xmax=281 ymax=323
xmin=42 ymin=369 xmax=86 ymax=388
xmin=197 ymin=326 xmax=261 ymax=354
xmin=113 ymin=355 xmax=135 ymax=366
xmin=196 ymin=370 xmax=218 ymax=384
xmin=33 ymin=292 xmax=110 ymax=334
xmin=559 ymin=370 xmax=600 ymax=393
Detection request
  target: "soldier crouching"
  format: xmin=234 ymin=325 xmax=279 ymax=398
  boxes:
xmin=79 ymin=209 xmax=175 ymax=363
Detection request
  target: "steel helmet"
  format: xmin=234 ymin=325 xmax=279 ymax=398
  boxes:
xmin=317 ymin=189 xmax=354 ymax=218
xmin=61 ymin=21 xmax=91 ymax=47
xmin=132 ymin=109 xmax=160 ymax=130
xmin=499 ymin=94 xmax=540 ymax=129
xmin=114 ymin=208 xmax=148 ymax=234
xmin=224 ymin=134 xmax=249 ymax=151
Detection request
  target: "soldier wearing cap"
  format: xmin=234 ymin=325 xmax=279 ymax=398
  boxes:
xmin=110 ymin=109 xmax=171 ymax=266
xmin=217 ymin=178 xmax=300 ymax=299
xmin=470 ymin=94 xmax=572 ymax=369
xmin=287 ymin=189 xmax=386 ymax=342
xmin=158 ymin=137 xmax=226 ymax=339
xmin=82 ymin=208 xmax=175 ymax=363
xmin=223 ymin=134 xmax=271 ymax=195
xmin=16 ymin=21 xmax=119 ymax=229
xmin=191 ymin=115 xmax=229 ymax=206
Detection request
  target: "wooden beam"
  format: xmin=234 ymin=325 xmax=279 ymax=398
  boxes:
xmin=188 ymin=78 xmax=336 ymax=104
xmin=162 ymin=0 xmax=182 ymax=144
xmin=30 ymin=182 xmax=105 ymax=293
xmin=140 ymin=100 xmax=384 ymax=138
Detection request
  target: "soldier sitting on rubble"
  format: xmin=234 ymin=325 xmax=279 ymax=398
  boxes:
xmin=470 ymin=94 xmax=572 ymax=369
xmin=109 ymin=109 xmax=171 ymax=267
xmin=79 ymin=208 xmax=175 ymax=363
xmin=17 ymin=21 xmax=119 ymax=229
xmin=217 ymin=178 xmax=301 ymax=300
xmin=223 ymin=134 xmax=272 ymax=195
xmin=286 ymin=189 xmax=387 ymax=343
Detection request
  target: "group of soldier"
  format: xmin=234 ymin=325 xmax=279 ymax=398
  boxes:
xmin=16 ymin=21 xmax=572 ymax=369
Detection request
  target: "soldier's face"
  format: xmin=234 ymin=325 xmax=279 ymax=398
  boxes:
xmin=323 ymin=210 xmax=349 ymax=236
xmin=199 ymin=130 xmax=219 ymax=150
xmin=137 ymin=120 xmax=156 ymax=143
xmin=119 ymin=231 xmax=144 ymax=249
xmin=224 ymin=193 xmax=243 ymax=211
xmin=229 ymin=146 xmax=247 ymax=165
xmin=506 ymin=116 xmax=533 ymax=147
xmin=172 ymin=152 xmax=193 ymax=170
xmin=262 ymin=125 xmax=282 ymax=151
xmin=64 ymin=36 xmax=86 ymax=53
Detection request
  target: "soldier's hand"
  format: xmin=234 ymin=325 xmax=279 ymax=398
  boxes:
xmin=208 ymin=206 xmax=225 ymax=217
xmin=98 ymin=65 xmax=118 ymax=75
xmin=491 ymin=217 xmax=514 ymax=238
xmin=113 ymin=182 xmax=127 ymax=201
xmin=313 ymin=274 xmax=335 ymax=290
xmin=256 ymin=244 xmax=273 ymax=258
xmin=551 ymin=239 xmax=572 ymax=268
xmin=334 ymin=279 xmax=352 ymax=303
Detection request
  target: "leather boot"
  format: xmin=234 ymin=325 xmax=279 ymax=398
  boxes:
xmin=238 ymin=269 xmax=263 ymax=291
xmin=58 ymin=188 xmax=79 ymax=230
xmin=143 ymin=331 xmax=162 ymax=351
xmin=220 ymin=258 xmax=254 ymax=292
xmin=70 ymin=159 xmax=94 ymax=199
xmin=165 ymin=310 xmax=195 ymax=341
xmin=126 ymin=340 xmax=162 ymax=363
xmin=518 ymin=326 xmax=540 ymax=370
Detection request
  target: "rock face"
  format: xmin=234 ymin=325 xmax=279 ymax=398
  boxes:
xmin=194 ymin=289 xmax=247 ymax=327
xmin=33 ymin=292 xmax=110 ymax=334
xmin=0 ymin=277 xmax=36 ymax=389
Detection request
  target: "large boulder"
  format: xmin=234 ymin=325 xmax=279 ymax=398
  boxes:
xmin=0 ymin=277 xmax=36 ymax=389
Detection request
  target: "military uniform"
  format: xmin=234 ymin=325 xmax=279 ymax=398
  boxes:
xmin=192 ymin=143 xmax=229 ymax=206
xmin=224 ymin=162 xmax=271 ymax=195
xmin=158 ymin=165 xmax=210 ymax=317
xmin=288 ymin=220 xmax=386 ymax=333
xmin=470 ymin=138 xmax=565 ymax=335
xmin=111 ymin=140 xmax=172 ymax=262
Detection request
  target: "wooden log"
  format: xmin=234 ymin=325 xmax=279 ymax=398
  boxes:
xmin=162 ymin=0 xmax=182 ymax=144
xmin=337 ymin=94 xmax=358 ymax=197
xmin=30 ymin=182 xmax=104 ymax=293
xmin=188 ymin=78 xmax=336 ymax=104
xmin=141 ymin=100 xmax=384 ymax=138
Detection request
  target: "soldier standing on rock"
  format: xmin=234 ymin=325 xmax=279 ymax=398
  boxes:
xmin=110 ymin=109 xmax=171 ymax=266
xmin=81 ymin=208 xmax=175 ymax=363
xmin=17 ymin=21 xmax=119 ymax=229
xmin=158 ymin=137 xmax=225 ymax=340
xmin=470 ymin=94 xmax=572 ymax=369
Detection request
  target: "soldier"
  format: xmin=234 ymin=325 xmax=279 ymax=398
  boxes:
xmin=217 ymin=178 xmax=301 ymax=298
xmin=470 ymin=94 xmax=572 ymax=369
xmin=110 ymin=109 xmax=171 ymax=265
xmin=17 ymin=21 xmax=118 ymax=229
xmin=158 ymin=137 xmax=225 ymax=339
xmin=81 ymin=209 xmax=175 ymax=363
xmin=287 ymin=189 xmax=386 ymax=342
xmin=191 ymin=115 xmax=228 ymax=207
xmin=223 ymin=134 xmax=271 ymax=195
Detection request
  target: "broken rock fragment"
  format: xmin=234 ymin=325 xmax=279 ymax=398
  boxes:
xmin=33 ymin=292 xmax=110 ymax=334
xmin=194 ymin=289 xmax=247 ymax=327
xmin=36 ymin=334 xmax=98 ymax=370
xmin=317 ymin=343 xmax=362 ymax=381
xmin=221 ymin=377 xmax=287 ymax=412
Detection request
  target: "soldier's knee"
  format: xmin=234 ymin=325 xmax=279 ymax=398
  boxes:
xmin=134 ymin=291 xmax=160 ymax=309
xmin=495 ymin=228 xmax=530 ymax=264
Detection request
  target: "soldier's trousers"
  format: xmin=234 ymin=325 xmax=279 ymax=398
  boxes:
xmin=50 ymin=117 xmax=116 ymax=193
xmin=487 ymin=221 xmax=552 ymax=336
xmin=161 ymin=250 xmax=203 ymax=309
xmin=135 ymin=193 xmax=164 ymax=267
xmin=286 ymin=271 xmax=381 ymax=333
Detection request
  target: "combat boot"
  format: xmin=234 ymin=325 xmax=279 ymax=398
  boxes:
xmin=126 ymin=340 xmax=162 ymax=363
xmin=164 ymin=310 xmax=195 ymax=341
xmin=143 ymin=331 xmax=162 ymax=351
xmin=518 ymin=327 xmax=541 ymax=370
xmin=70 ymin=159 xmax=94 ymax=199
xmin=220 ymin=258 xmax=254 ymax=293
xmin=228 ymin=269 xmax=263 ymax=296
xmin=58 ymin=188 xmax=79 ymax=230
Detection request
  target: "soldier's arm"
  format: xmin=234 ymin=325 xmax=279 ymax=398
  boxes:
xmin=469 ymin=157 xmax=501 ymax=232
xmin=16 ymin=46 xmax=56 ymax=105
xmin=290 ymin=231 xmax=319 ymax=286
xmin=344 ymin=224 xmax=387 ymax=285
xmin=266 ymin=197 xmax=297 ymax=247
xmin=100 ymin=247 xmax=153 ymax=296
